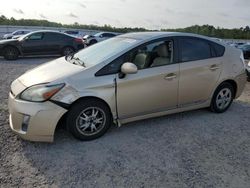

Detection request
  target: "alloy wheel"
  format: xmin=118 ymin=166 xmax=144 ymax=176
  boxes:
xmin=76 ymin=107 xmax=106 ymax=136
xmin=216 ymin=88 xmax=232 ymax=110
xmin=5 ymin=47 xmax=18 ymax=60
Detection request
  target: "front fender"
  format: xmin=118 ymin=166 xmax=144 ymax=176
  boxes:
xmin=51 ymin=83 xmax=117 ymax=121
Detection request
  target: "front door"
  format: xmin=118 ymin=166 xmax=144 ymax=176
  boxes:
xmin=116 ymin=38 xmax=179 ymax=119
xmin=21 ymin=32 xmax=47 ymax=55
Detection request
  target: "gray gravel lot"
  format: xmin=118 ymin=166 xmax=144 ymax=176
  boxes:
xmin=0 ymin=57 xmax=250 ymax=188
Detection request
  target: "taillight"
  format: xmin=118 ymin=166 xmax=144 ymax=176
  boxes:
xmin=74 ymin=38 xmax=83 ymax=43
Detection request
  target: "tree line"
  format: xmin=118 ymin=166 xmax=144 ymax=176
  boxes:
xmin=1 ymin=15 xmax=250 ymax=39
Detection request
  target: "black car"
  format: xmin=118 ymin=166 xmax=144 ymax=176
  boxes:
xmin=0 ymin=31 xmax=85 ymax=60
xmin=240 ymin=44 xmax=250 ymax=60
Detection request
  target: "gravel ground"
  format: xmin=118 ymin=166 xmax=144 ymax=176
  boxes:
xmin=0 ymin=57 xmax=250 ymax=188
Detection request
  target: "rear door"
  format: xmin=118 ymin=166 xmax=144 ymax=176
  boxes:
xmin=42 ymin=32 xmax=64 ymax=54
xmin=178 ymin=37 xmax=223 ymax=107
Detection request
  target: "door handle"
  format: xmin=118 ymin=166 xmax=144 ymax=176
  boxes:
xmin=164 ymin=73 xmax=177 ymax=80
xmin=209 ymin=64 xmax=219 ymax=71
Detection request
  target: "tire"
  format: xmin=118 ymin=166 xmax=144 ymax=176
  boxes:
xmin=89 ymin=40 xmax=97 ymax=46
xmin=66 ymin=99 xmax=112 ymax=141
xmin=61 ymin=46 xmax=74 ymax=56
xmin=3 ymin=46 xmax=19 ymax=60
xmin=210 ymin=82 xmax=235 ymax=113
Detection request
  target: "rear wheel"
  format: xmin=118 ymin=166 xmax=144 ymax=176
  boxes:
xmin=66 ymin=99 xmax=112 ymax=141
xmin=3 ymin=46 xmax=19 ymax=60
xmin=210 ymin=82 xmax=235 ymax=113
xmin=61 ymin=46 xmax=74 ymax=56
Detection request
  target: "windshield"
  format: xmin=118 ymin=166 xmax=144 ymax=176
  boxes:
xmin=12 ymin=31 xmax=19 ymax=35
xmin=71 ymin=37 xmax=139 ymax=67
xmin=94 ymin=33 xmax=102 ymax=37
xmin=83 ymin=35 xmax=91 ymax=39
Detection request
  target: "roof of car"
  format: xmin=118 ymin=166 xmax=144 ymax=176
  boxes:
xmin=14 ymin=29 xmax=31 ymax=32
xmin=27 ymin=30 xmax=76 ymax=37
xmin=118 ymin=32 xmax=213 ymax=41
xmin=29 ymin=30 xmax=62 ymax=34
xmin=95 ymin=32 xmax=119 ymax=35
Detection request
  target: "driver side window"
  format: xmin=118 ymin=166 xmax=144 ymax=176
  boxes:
xmin=96 ymin=39 xmax=174 ymax=76
xmin=27 ymin=33 xmax=44 ymax=40
xmin=128 ymin=40 xmax=173 ymax=69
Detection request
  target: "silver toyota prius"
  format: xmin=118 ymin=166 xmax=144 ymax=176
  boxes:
xmin=8 ymin=32 xmax=247 ymax=142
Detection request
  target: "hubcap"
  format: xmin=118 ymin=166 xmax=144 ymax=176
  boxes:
xmin=216 ymin=88 xmax=232 ymax=110
xmin=76 ymin=107 xmax=106 ymax=136
xmin=6 ymin=48 xmax=16 ymax=58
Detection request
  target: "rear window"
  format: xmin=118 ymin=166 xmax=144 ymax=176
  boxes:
xmin=44 ymin=32 xmax=71 ymax=41
xmin=103 ymin=33 xmax=116 ymax=37
xmin=211 ymin=42 xmax=225 ymax=57
xmin=44 ymin=33 xmax=61 ymax=41
xmin=179 ymin=37 xmax=225 ymax=62
xmin=179 ymin=38 xmax=211 ymax=62
xmin=65 ymin=31 xmax=79 ymax=35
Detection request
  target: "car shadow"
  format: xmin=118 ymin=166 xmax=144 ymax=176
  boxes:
xmin=0 ymin=56 xmax=58 ymax=65
xmin=17 ymin=100 xmax=250 ymax=187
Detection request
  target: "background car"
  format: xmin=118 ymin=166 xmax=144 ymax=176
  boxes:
xmin=238 ymin=44 xmax=250 ymax=59
xmin=83 ymin=32 xmax=118 ymax=46
xmin=3 ymin=30 xmax=31 ymax=39
xmin=63 ymin=30 xmax=85 ymax=38
xmin=0 ymin=30 xmax=85 ymax=60
xmin=234 ymin=42 xmax=246 ymax=48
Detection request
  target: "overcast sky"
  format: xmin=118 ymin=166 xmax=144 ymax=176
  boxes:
xmin=0 ymin=0 xmax=249 ymax=29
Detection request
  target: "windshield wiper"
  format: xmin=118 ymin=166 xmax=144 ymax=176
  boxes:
xmin=65 ymin=54 xmax=86 ymax=67
xmin=73 ymin=57 xmax=86 ymax=67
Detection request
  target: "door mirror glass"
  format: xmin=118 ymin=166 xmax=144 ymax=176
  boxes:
xmin=121 ymin=62 xmax=138 ymax=74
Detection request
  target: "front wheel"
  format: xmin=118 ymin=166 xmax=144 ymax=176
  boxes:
xmin=66 ymin=99 xmax=112 ymax=141
xmin=210 ymin=82 xmax=235 ymax=113
xmin=3 ymin=46 xmax=19 ymax=60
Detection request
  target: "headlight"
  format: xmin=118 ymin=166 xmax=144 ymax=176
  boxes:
xmin=19 ymin=83 xmax=65 ymax=102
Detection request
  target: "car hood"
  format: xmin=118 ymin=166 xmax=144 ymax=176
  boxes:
xmin=0 ymin=39 xmax=18 ymax=44
xmin=17 ymin=57 xmax=84 ymax=87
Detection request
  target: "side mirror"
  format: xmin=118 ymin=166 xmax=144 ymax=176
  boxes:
xmin=121 ymin=62 xmax=138 ymax=74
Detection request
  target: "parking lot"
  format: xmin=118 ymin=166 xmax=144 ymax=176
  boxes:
xmin=0 ymin=57 xmax=250 ymax=187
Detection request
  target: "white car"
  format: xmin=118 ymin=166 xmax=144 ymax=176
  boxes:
xmin=63 ymin=30 xmax=86 ymax=39
xmin=3 ymin=30 xmax=31 ymax=40
xmin=83 ymin=32 xmax=118 ymax=46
